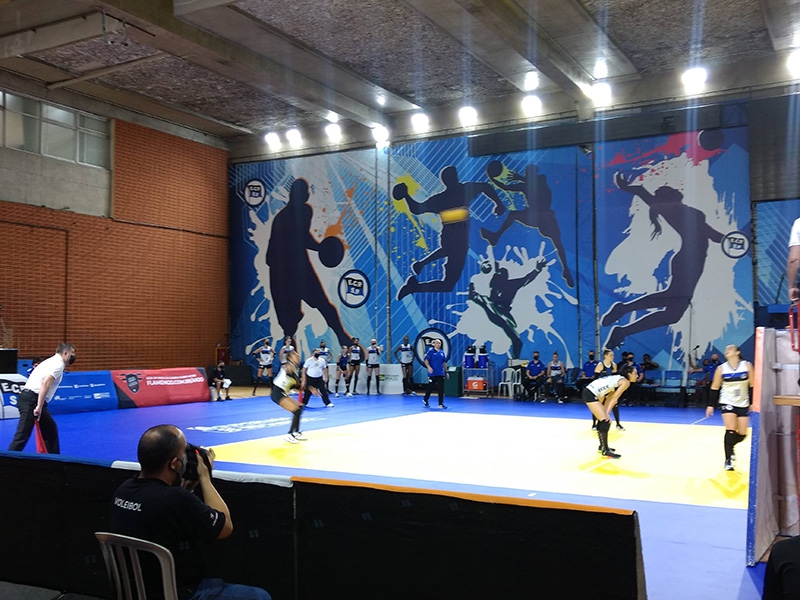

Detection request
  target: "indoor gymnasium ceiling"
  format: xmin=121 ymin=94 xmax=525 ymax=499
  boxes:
xmin=0 ymin=0 xmax=796 ymax=155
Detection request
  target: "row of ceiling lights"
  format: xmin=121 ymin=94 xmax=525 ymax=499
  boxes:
xmin=263 ymin=53 xmax=800 ymax=152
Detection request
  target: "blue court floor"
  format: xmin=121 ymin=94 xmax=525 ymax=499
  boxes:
xmin=0 ymin=393 xmax=765 ymax=600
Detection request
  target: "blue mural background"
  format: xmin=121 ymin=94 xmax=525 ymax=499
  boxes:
xmin=229 ymin=126 xmax=753 ymax=383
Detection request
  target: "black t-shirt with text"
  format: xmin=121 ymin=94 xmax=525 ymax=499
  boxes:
xmin=109 ymin=477 xmax=225 ymax=597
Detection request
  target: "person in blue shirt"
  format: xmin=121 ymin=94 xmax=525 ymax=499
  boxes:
xmin=578 ymin=350 xmax=598 ymax=391
xmin=521 ymin=351 xmax=546 ymax=401
xmin=422 ymin=339 xmax=448 ymax=409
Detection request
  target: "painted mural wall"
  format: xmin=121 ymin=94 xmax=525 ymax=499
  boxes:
xmin=229 ymin=127 xmax=752 ymax=380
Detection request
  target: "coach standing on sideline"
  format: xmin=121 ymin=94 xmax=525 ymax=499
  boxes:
xmin=8 ymin=342 xmax=76 ymax=454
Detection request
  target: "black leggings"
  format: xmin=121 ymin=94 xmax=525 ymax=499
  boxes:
xmin=423 ymin=375 xmax=445 ymax=405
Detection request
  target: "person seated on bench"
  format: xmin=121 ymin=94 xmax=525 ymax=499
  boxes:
xmin=211 ymin=362 xmax=232 ymax=401
xmin=522 ymin=350 xmax=546 ymax=400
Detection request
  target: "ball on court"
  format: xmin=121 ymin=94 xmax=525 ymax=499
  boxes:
xmin=319 ymin=236 xmax=344 ymax=268
xmin=698 ymin=129 xmax=724 ymax=151
xmin=392 ymin=182 xmax=408 ymax=200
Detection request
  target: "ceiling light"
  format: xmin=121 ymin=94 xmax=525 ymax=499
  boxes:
xmin=371 ymin=124 xmax=390 ymax=144
xmin=523 ymin=71 xmax=539 ymax=91
xmin=681 ymin=67 xmax=707 ymax=95
xmin=264 ymin=132 xmax=281 ymax=151
xmin=325 ymin=123 xmax=342 ymax=143
xmin=458 ymin=106 xmax=478 ymax=127
xmin=411 ymin=112 xmax=429 ymax=133
xmin=326 ymin=111 xmax=340 ymax=123
xmin=789 ymin=50 xmax=800 ymax=79
xmin=376 ymin=94 xmax=387 ymax=106
xmin=286 ymin=128 xmax=302 ymax=147
xmin=591 ymin=82 xmax=612 ymax=108
xmin=521 ymin=94 xmax=543 ymax=118
xmin=594 ymin=58 xmax=608 ymax=79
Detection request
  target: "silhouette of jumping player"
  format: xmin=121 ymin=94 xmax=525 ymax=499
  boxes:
xmin=469 ymin=255 xmax=548 ymax=358
xmin=481 ymin=161 xmax=574 ymax=288
xmin=266 ymin=178 xmax=352 ymax=346
xmin=601 ymin=172 xmax=725 ymax=349
xmin=393 ymin=166 xmax=504 ymax=300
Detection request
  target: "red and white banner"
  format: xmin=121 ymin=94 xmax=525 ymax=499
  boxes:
xmin=111 ymin=367 xmax=211 ymax=408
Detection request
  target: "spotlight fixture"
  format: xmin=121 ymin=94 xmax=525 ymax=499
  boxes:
xmin=411 ymin=112 xmax=430 ymax=133
xmin=521 ymin=94 xmax=542 ymax=118
xmin=264 ymin=132 xmax=281 ymax=151
xmin=286 ymin=128 xmax=302 ymax=147
xmin=325 ymin=111 xmax=340 ymax=123
xmin=788 ymin=49 xmax=800 ymax=80
xmin=325 ymin=123 xmax=342 ymax=143
xmin=523 ymin=71 xmax=539 ymax=91
xmin=681 ymin=67 xmax=707 ymax=95
xmin=376 ymin=94 xmax=387 ymax=106
xmin=371 ymin=124 xmax=390 ymax=144
xmin=591 ymin=82 xmax=612 ymax=108
xmin=458 ymin=106 xmax=478 ymax=127
xmin=594 ymin=58 xmax=608 ymax=79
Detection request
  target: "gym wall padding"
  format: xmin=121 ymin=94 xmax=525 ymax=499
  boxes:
xmin=0 ymin=454 xmax=646 ymax=599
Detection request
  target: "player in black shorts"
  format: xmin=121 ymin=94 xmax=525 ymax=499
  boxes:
xmin=346 ymin=337 xmax=365 ymax=397
xmin=270 ymin=350 xmax=306 ymax=443
xmin=582 ymin=364 xmax=637 ymax=459
xmin=334 ymin=346 xmax=349 ymax=397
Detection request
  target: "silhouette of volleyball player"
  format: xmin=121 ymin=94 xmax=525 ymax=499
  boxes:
xmin=394 ymin=166 xmax=504 ymax=300
xmin=469 ymin=256 xmax=548 ymax=358
xmin=266 ymin=178 xmax=352 ymax=346
xmin=601 ymin=172 xmax=725 ymax=349
xmin=481 ymin=162 xmax=574 ymax=288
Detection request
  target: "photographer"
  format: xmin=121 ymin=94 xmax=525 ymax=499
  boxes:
xmin=109 ymin=425 xmax=270 ymax=600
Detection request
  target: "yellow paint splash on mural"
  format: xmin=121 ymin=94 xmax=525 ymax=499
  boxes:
xmin=392 ymin=173 xmax=428 ymax=252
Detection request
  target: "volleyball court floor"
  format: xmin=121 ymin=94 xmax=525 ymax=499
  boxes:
xmin=0 ymin=390 xmax=765 ymax=600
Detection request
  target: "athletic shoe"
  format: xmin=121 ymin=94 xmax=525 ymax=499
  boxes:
xmin=598 ymin=445 xmax=616 ymax=453
xmin=557 ymin=399 xmax=564 ymax=404
xmin=284 ymin=434 xmax=300 ymax=444
xmin=346 ymin=392 xmax=353 ymax=397
xmin=292 ymin=432 xmax=307 ymax=441
xmin=591 ymin=423 xmax=597 ymax=430
xmin=335 ymin=392 xmax=339 ymax=397
xmin=327 ymin=403 xmax=335 ymax=408
xmin=724 ymin=460 xmax=734 ymax=471
xmin=602 ymin=450 xmax=621 ymax=459
xmin=423 ymin=399 xmax=430 ymax=407
xmin=616 ymin=424 xmax=626 ymax=431
xmin=410 ymin=391 xmax=417 ymax=396
xmin=438 ymin=404 xmax=448 ymax=410
xmin=539 ymin=399 xmax=546 ymax=403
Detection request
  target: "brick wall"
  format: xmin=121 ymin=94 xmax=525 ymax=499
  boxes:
xmin=0 ymin=121 xmax=229 ymax=370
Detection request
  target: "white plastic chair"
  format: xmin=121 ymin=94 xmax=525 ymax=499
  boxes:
xmin=497 ymin=368 xmax=515 ymax=397
xmin=511 ymin=369 xmax=523 ymax=397
xmin=96 ymin=531 xmax=179 ymax=600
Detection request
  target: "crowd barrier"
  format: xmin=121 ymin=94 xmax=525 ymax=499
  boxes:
xmin=0 ymin=453 xmax=646 ymax=599
xmin=0 ymin=367 xmax=211 ymax=419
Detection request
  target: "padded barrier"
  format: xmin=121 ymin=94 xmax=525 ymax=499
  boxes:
xmin=0 ymin=454 xmax=646 ymax=599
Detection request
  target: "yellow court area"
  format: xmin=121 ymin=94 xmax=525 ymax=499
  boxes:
xmin=213 ymin=412 xmax=750 ymax=509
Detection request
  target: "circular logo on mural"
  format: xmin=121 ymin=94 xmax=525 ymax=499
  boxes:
xmin=414 ymin=328 xmax=451 ymax=364
xmin=244 ymin=180 xmax=266 ymax=208
xmin=721 ymin=231 xmax=750 ymax=259
xmin=338 ymin=269 xmax=370 ymax=308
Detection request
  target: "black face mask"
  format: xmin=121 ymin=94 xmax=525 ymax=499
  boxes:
xmin=588 ymin=355 xmax=595 ymax=360
xmin=533 ymin=355 xmax=539 ymax=360
xmin=67 ymin=354 xmax=76 ymax=365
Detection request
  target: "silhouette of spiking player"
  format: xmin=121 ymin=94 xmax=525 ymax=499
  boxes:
xmin=468 ymin=255 xmax=549 ymax=358
xmin=266 ymin=178 xmax=352 ymax=346
xmin=480 ymin=161 xmax=574 ymax=288
xmin=601 ymin=171 xmax=725 ymax=349
xmin=393 ymin=166 xmax=504 ymax=300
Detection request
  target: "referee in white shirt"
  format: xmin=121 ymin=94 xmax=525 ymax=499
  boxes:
xmin=301 ymin=349 xmax=334 ymax=408
xmin=8 ymin=342 xmax=76 ymax=454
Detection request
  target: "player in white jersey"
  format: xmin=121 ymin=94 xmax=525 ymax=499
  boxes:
xmin=581 ymin=364 xmax=637 ymax=459
xmin=269 ymin=351 xmax=306 ymax=443
xmin=366 ymin=339 xmax=382 ymax=394
xmin=394 ymin=335 xmax=416 ymax=395
xmin=252 ymin=337 xmax=274 ymax=396
xmin=705 ymin=344 xmax=753 ymax=471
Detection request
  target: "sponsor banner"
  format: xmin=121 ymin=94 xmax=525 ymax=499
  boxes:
xmin=0 ymin=373 xmax=26 ymax=419
xmin=48 ymin=371 xmax=119 ymax=415
xmin=112 ymin=367 xmax=211 ymax=408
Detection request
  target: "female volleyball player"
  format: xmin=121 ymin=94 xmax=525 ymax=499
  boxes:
xmin=270 ymin=350 xmax=306 ymax=443
xmin=583 ymin=363 xmax=637 ymax=458
xmin=705 ymin=344 xmax=753 ymax=471
xmin=592 ymin=349 xmax=619 ymax=430
xmin=334 ymin=346 xmax=349 ymax=397
xmin=252 ymin=337 xmax=274 ymax=395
